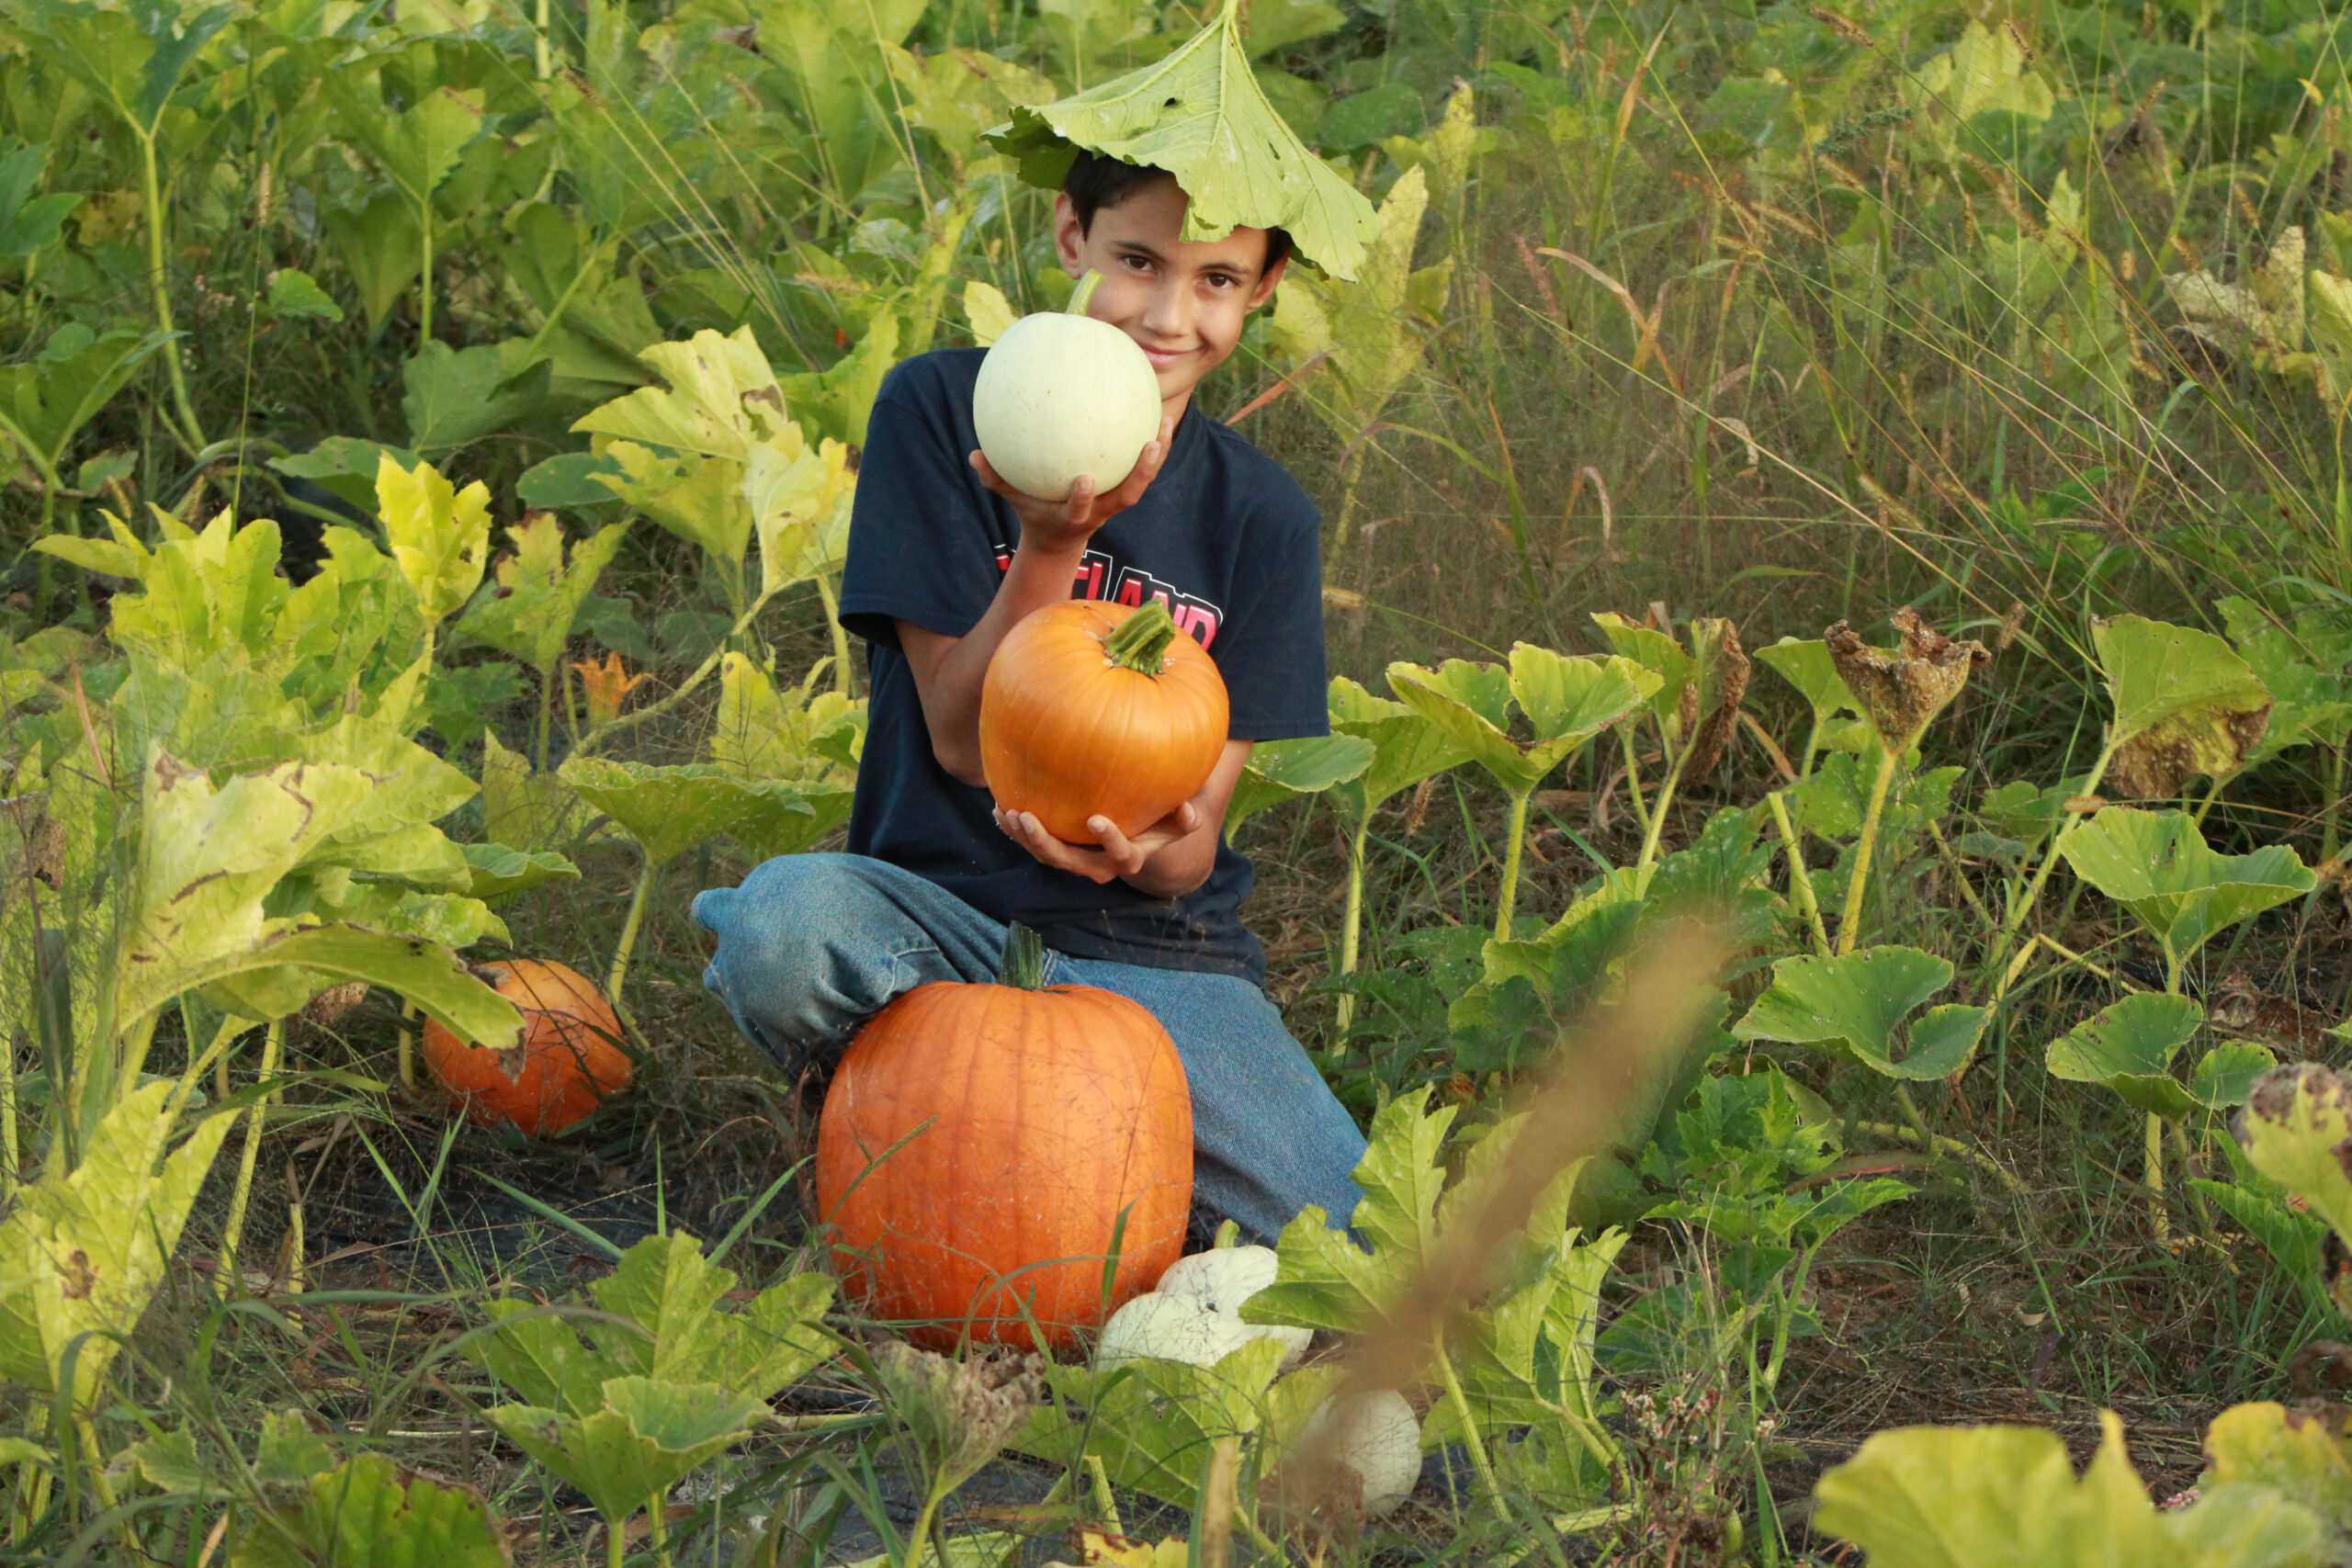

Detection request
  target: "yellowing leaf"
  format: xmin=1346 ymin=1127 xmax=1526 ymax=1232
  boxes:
xmin=963 ymin=280 xmax=1018 ymax=347
xmin=377 ymin=453 xmax=492 ymax=626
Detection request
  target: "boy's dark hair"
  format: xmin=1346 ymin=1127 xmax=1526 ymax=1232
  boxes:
xmin=1062 ymin=150 xmax=1295 ymax=275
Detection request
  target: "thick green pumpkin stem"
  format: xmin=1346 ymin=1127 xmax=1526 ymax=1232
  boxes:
xmin=1069 ymin=268 xmax=1104 ymax=315
xmin=1104 ymin=599 xmax=1178 ymax=675
xmin=998 ymin=923 xmax=1047 ymax=989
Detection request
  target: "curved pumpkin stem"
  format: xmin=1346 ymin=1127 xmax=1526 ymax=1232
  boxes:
xmin=1069 ymin=267 xmax=1105 ymax=316
xmin=1102 ymin=599 xmax=1179 ymax=676
xmin=998 ymin=923 xmax=1047 ymax=989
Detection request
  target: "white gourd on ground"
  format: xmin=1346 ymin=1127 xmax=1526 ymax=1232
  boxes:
xmin=1094 ymin=1289 xmax=1258 ymax=1370
xmin=1155 ymin=1246 xmax=1312 ymax=1370
xmin=972 ymin=271 xmax=1162 ymax=501
xmin=1293 ymin=1389 xmax=1422 ymax=1515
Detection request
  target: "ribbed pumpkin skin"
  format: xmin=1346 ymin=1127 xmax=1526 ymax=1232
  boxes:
xmin=421 ymin=960 xmax=630 ymax=1136
xmin=815 ymin=978 xmax=1193 ymax=1351
xmin=978 ymin=600 xmax=1228 ymax=844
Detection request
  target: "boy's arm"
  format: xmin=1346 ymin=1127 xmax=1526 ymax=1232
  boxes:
xmin=899 ymin=423 xmax=1175 ymax=784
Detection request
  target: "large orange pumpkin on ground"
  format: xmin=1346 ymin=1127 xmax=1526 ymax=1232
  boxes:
xmin=979 ymin=598 xmax=1227 ymax=844
xmin=422 ymin=960 xmax=631 ymax=1135
xmin=815 ymin=926 xmax=1193 ymax=1350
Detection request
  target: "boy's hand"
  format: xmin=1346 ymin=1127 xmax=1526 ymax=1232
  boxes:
xmin=968 ymin=415 xmax=1176 ymax=555
xmin=993 ymin=801 xmax=1202 ymax=886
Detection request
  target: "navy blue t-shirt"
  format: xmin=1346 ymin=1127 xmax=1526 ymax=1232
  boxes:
xmin=836 ymin=347 xmax=1329 ymax=984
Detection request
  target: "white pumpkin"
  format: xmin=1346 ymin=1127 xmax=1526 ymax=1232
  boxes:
xmin=1094 ymin=1290 xmax=1258 ymax=1371
xmin=1292 ymin=1389 xmax=1422 ymax=1515
xmin=1155 ymin=1246 xmax=1312 ymax=1371
xmin=972 ymin=271 xmax=1163 ymax=501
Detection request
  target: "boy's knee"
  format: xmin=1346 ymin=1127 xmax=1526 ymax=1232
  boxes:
xmin=692 ymin=852 xmax=872 ymax=949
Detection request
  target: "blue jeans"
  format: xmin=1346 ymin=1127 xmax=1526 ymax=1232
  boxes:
xmin=691 ymin=853 xmax=1366 ymax=1246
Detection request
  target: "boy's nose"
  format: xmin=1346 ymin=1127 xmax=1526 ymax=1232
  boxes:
xmin=1141 ymin=281 xmax=1193 ymax=339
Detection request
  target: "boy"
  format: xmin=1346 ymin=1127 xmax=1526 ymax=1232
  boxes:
xmin=691 ymin=152 xmax=1365 ymax=1245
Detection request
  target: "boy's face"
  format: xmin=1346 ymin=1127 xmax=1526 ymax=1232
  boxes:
xmin=1054 ymin=177 xmax=1286 ymax=419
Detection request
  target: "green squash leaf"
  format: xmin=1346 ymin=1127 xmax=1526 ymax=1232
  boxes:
xmin=377 ymin=454 xmax=492 ymax=627
xmin=461 ymin=842 xmax=581 ymax=902
xmin=1225 ymin=733 xmax=1374 ymax=833
xmin=2057 ymin=807 xmax=2312 ymax=969
xmin=490 ymin=1377 xmax=763 ymax=1528
xmin=1386 ymin=649 xmax=1657 ymax=797
xmin=1733 ymin=946 xmax=1988 ymax=1080
xmin=231 ymin=1451 xmax=510 ymax=1568
xmin=456 ymin=513 xmax=628 ymax=678
xmin=2044 ymin=992 xmax=2207 ymax=1119
xmin=2236 ymin=1065 xmax=2352 ymax=1292
xmin=559 ymin=758 xmax=815 ymax=866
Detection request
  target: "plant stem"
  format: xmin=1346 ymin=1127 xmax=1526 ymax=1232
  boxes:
xmin=536 ymin=666 xmax=556 ymax=774
xmin=396 ymin=998 xmax=418 ymax=1096
xmin=1838 ymin=744 xmax=1901 ymax=956
xmin=219 ymin=1020 xmax=284 ymax=1290
xmin=817 ymin=572 xmax=857 ymax=698
xmin=1851 ymin=1120 xmax=2028 ymax=1194
xmin=1494 ymin=790 xmax=1532 ymax=940
xmin=1637 ymin=753 xmax=1685 ymax=869
xmin=1102 ymin=598 xmax=1178 ymax=673
xmin=138 ymin=133 xmax=204 ymax=450
xmin=1617 ymin=728 xmax=1651 ymax=838
xmin=1766 ymin=792 xmax=1830 ymax=958
xmin=1333 ymin=813 xmax=1371 ymax=1033
xmin=2144 ymin=1111 xmax=2170 ymax=1244
xmin=1432 ymin=1335 xmax=1517 ymax=1535
xmin=606 ymin=853 xmax=657 ymax=1005
xmin=608 ymin=1509 xmax=627 ymax=1568
xmin=902 ymin=1475 xmax=951 ymax=1568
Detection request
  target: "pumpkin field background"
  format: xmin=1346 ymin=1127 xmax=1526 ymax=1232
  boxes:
xmin=4 ymin=0 xmax=2352 ymax=1557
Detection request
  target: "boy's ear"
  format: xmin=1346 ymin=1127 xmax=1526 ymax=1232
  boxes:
xmin=1052 ymin=192 xmax=1087 ymax=277
xmin=1249 ymin=253 xmax=1287 ymax=309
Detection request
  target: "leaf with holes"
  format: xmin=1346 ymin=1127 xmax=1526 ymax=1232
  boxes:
xmin=2093 ymin=615 xmax=2272 ymax=798
xmin=2045 ymin=992 xmax=2207 ymax=1119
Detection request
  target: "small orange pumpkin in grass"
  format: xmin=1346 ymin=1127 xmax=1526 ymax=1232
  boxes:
xmin=422 ymin=960 xmax=631 ymax=1135
xmin=979 ymin=597 xmax=1227 ymax=844
xmin=815 ymin=925 xmax=1193 ymax=1351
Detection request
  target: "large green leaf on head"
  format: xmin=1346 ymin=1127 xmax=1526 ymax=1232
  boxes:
xmin=229 ymin=1452 xmax=510 ymax=1568
xmin=1225 ymin=733 xmax=1374 ymax=833
xmin=490 ymin=1377 xmax=764 ymax=1529
xmin=1733 ymin=946 xmax=1989 ymax=1081
xmin=984 ymin=0 xmax=1377 ymax=278
xmin=456 ymin=513 xmax=628 ymax=679
xmin=2057 ymin=807 xmax=2312 ymax=969
xmin=377 ymin=454 xmax=492 ymax=627
xmin=1813 ymin=1410 xmax=2324 ymax=1568
xmin=1385 ymin=649 xmax=1657 ymax=796
xmin=2092 ymin=615 xmax=2273 ymax=799
xmin=2045 ymin=992 xmax=2208 ymax=1119
xmin=0 ymin=1081 xmax=232 ymax=1408
xmin=558 ymin=757 xmax=815 ymax=865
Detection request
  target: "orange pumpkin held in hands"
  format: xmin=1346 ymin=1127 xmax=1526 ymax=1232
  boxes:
xmin=815 ymin=925 xmax=1193 ymax=1351
xmin=422 ymin=960 xmax=631 ymax=1135
xmin=979 ymin=598 xmax=1227 ymax=844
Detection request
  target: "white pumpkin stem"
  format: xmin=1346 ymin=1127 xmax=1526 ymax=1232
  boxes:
xmin=1069 ymin=268 xmax=1105 ymax=315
